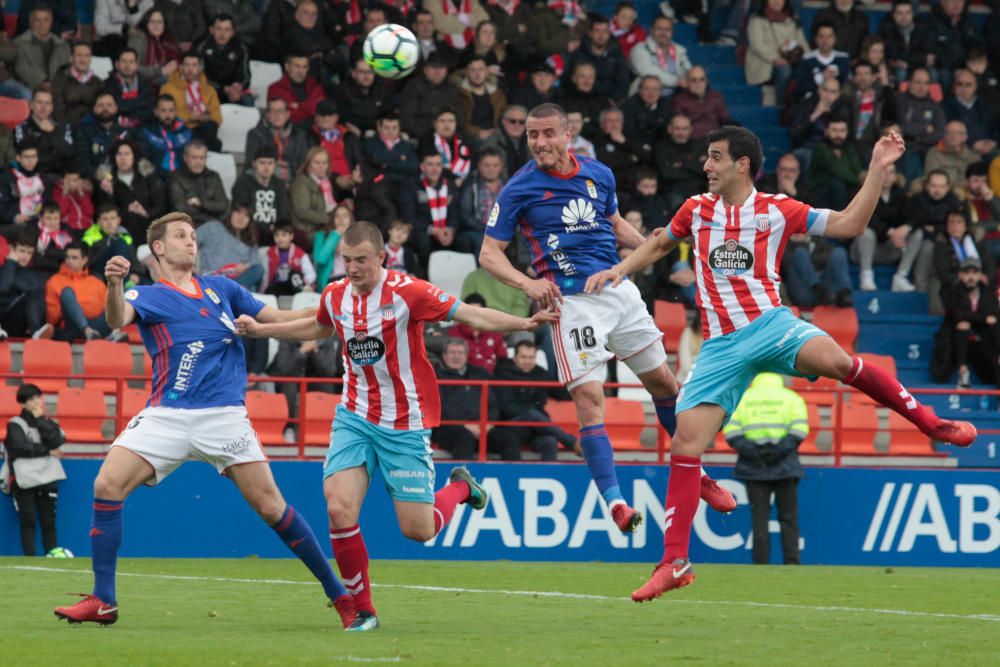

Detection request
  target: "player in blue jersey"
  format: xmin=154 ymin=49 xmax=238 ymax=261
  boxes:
xmin=53 ymin=212 xmax=358 ymax=629
xmin=479 ymin=103 xmax=736 ymax=532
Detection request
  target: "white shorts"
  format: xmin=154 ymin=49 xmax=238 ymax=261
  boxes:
xmin=551 ymin=280 xmax=666 ymax=389
xmin=112 ymin=406 xmax=267 ymax=485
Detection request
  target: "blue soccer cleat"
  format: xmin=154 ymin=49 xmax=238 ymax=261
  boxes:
xmin=346 ymin=610 xmax=380 ymax=632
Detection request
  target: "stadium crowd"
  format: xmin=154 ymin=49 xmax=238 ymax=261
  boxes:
xmin=0 ymin=0 xmax=999 ymax=430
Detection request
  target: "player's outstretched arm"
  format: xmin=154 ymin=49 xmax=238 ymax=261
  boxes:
xmin=584 ymin=228 xmax=680 ymax=295
xmin=480 ymin=235 xmax=563 ymax=310
xmin=611 ymin=212 xmax=645 ymax=250
xmin=824 ymin=131 xmax=906 ymax=239
xmin=451 ymin=303 xmax=559 ymax=334
xmin=255 ymin=305 xmax=319 ymax=324
xmin=104 ymin=255 xmax=136 ymax=329
xmin=235 ymin=315 xmax=334 ymax=341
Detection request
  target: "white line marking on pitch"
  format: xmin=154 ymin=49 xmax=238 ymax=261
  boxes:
xmin=335 ymin=657 xmax=401 ymax=663
xmin=8 ymin=565 xmax=1000 ymax=624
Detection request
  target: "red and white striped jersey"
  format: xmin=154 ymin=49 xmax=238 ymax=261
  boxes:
xmin=667 ymin=189 xmax=830 ymax=340
xmin=315 ymin=270 xmax=460 ymax=430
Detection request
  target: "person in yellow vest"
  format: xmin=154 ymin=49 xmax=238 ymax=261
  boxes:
xmin=723 ymin=372 xmax=808 ymax=565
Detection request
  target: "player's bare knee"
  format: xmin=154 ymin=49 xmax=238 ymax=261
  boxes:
xmin=93 ymin=473 xmax=126 ymax=501
xmin=830 ymin=352 xmax=855 ymax=381
xmin=572 ymin=386 xmax=604 ymax=425
xmin=401 ymin=521 xmax=435 ymax=543
xmin=642 ymin=365 xmax=679 ymax=397
xmin=327 ymin=497 xmax=360 ymax=528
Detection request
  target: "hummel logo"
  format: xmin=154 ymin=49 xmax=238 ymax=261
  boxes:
xmin=672 ymin=562 xmax=691 ymax=579
xmin=543 ymin=191 xmax=554 ymax=200
xmin=97 ymin=605 xmax=118 ymax=616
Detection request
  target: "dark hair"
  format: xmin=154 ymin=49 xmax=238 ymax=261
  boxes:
xmin=435 ymin=107 xmax=457 ymax=121
xmin=65 ymin=240 xmax=87 ymax=257
xmin=465 ymin=54 xmax=489 ymax=69
xmin=273 ymin=221 xmax=295 ymax=235
xmin=96 ymin=203 xmax=121 ymax=219
xmin=71 ymin=41 xmax=92 ymax=53
xmin=40 ymin=202 xmax=61 ymax=216
xmin=147 ymin=212 xmax=194 ymax=259
xmin=418 ymin=145 xmax=442 ymax=161
xmin=705 ymin=126 xmax=763 ymax=177
xmin=465 ymin=292 xmax=487 ymax=307
xmin=117 ymin=47 xmax=139 ymax=61
xmin=181 ymin=50 xmax=201 ymax=62
xmin=94 ymin=91 xmax=117 ymax=105
xmin=614 ymin=1 xmax=637 ymax=13
xmin=635 ymin=166 xmax=658 ymax=183
xmin=966 ymin=161 xmax=989 ymax=179
xmin=284 ymin=51 xmax=309 ymax=64
xmin=14 ymin=227 xmax=37 ymax=248
xmin=926 ymin=169 xmax=951 ymax=184
xmin=211 ymin=12 xmax=234 ymax=25
xmin=388 ymin=218 xmax=412 ymax=231
xmin=156 ymin=93 xmax=176 ymax=106
xmin=812 ymin=19 xmax=836 ymax=40
xmin=908 ymin=66 xmax=931 ymax=81
xmin=16 ymin=137 xmax=40 ymax=154
xmin=17 ymin=384 xmax=43 ymax=404
xmin=946 ymin=207 xmax=969 ymax=224
xmin=111 ymin=137 xmax=139 ymax=169
xmin=528 ymin=102 xmax=568 ymax=127
xmin=342 ymin=221 xmax=385 ymax=251
xmin=513 ymin=339 xmax=538 ymax=355
xmin=587 ymin=12 xmax=610 ymax=27
xmin=253 ymin=145 xmax=277 ymax=161
xmin=376 ymin=109 xmax=399 ymax=124
xmin=225 ymin=204 xmax=258 ymax=246
xmin=853 ymin=60 xmax=875 ymax=74
xmin=477 ymin=146 xmax=503 ymax=162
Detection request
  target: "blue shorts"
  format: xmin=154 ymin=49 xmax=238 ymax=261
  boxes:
xmin=677 ymin=307 xmax=828 ymax=417
xmin=324 ymin=406 xmax=436 ymax=504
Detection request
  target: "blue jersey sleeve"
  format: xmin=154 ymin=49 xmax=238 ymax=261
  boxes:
xmin=602 ymin=166 xmax=619 ymax=217
xmin=216 ymin=278 xmax=266 ymax=318
xmin=484 ymin=181 xmax=523 ymax=242
xmin=124 ymin=286 xmax=168 ymax=323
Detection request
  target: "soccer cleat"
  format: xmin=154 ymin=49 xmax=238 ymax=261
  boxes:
xmin=632 ymin=559 xmax=696 ymax=602
xmin=330 ymin=594 xmax=357 ymax=629
xmin=700 ymin=476 xmax=737 ymax=513
xmin=611 ymin=503 xmax=643 ymax=533
xmin=54 ymin=594 xmax=118 ymax=625
xmin=930 ymin=419 xmax=977 ymax=448
xmin=346 ymin=610 xmax=380 ymax=632
xmin=449 ymin=466 xmax=489 ymax=511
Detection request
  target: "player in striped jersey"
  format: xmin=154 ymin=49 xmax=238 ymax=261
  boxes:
xmin=586 ymin=126 xmax=977 ymax=602
xmin=236 ymin=221 xmax=556 ymax=631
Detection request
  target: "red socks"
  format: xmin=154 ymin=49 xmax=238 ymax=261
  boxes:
xmin=661 ymin=455 xmax=702 ymax=563
xmin=845 ymin=356 xmax=938 ymax=433
xmin=433 ymin=481 xmax=470 ymax=535
xmin=330 ymin=525 xmax=375 ymax=614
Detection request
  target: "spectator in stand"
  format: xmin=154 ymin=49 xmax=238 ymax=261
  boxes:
xmin=401 ymin=149 xmax=459 ymax=266
xmin=129 ymin=8 xmax=181 ymax=84
xmin=859 ymin=35 xmax=893 ymax=90
xmin=267 ymin=333 xmax=343 ymax=426
xmin=622 ymin=76 xmax=671 ymax=160
xmin=283 ymin=0 xmax=340 ymax=92
xmin=346 ymin=162 xmax=397 ymax=233
xmin=73 ymin=93 xmax=128 ymax=181
xmin=623 ymin=167 xmax=674 ymax=230
xmin=669 ymin=66 xmax=732 ymax=142
xmin=932 ymin=257 xmax=1000 ymax=387
xmin=925 ymin=121 xmax=981 ymax=189
xmin=82 ymin=204 xmax=137 ymax=279
xmin=928 ymin=0 xmax=983 ymax=89
xmin=562 ymin=13 xmax=630 ymax=103
xmin=967 ymin=162 xmax=1000 ymax=260
xmin=419 ymin=108 xmax=473 ymax=188
xmin=455 ymin=147 xmax=505 ymax=257
xmin=13 ymin=7 xmax=71 ymax=91
xmin=509 ymin=61 xmax=557 ymax=111
xmin=789 ymin=77 xmax=851 ymax=168
xmin=161 ymin=51 xmax=222 ymax=150
xmin=458 ymin=56 xmax=507 ymax=143
xmin=879 ymin=0 xmax=934 ymax=85
xmin=0 ymin=141 xmax=51 ymax=228
xmin=51 ymin=167 xmax=94 ymax=235
xmin=524 ymin=0 xmax=575 ymax=56
xmin=482 ymin=105 xmax=528 ymax=177
xmin=934 ymin=208 xmax=994 ymax=289
xmin=653 ymin=114 xmax=707 ymax=213
xmin=261 ymin=221 xmax=316 ymax=294
xmin=383 ymin=218 xmax=421 ymax=277
xmin=14 ymin=89 xmax=75 ymax=177
xmin=311 ymin=101 xmax=362 ymax=191
xmin=290 ymin=147 xmax=341 ymax=246
xmin=944 ymin=70 xmax=999 ymax=159
xmin=456 ymin=20 xmax=509 ymax=75
xmin=94 ymin=0 xmax=153 ymax=58
xmin=988 ymin=0 xmax=1000 ymax=78
xmin=52 ymin=43 xmax=103 ymax=125
xmin=556 ymin=62 xmax=613 ymax=136
xmin=196 ymin=203 xmax=264 ymax=290
xmin=203 ymin=0 xmax=261 ymax=47
xmin=313 ymin=204 xmax=352 ymax=286
xmin=793 ymin=20 xmax=850 ymax=102
xmin=244 ymin=97 xmax=309 ymax=184
xmin=33 ymin=203 xmax=73 ymax=277
xmin=94 ymin=138 xmax=166 ymax=245
xmin=845 ymin=60 xmax=895 ymax=160
xmin=806 ymin=118 xmax=861 ymax=210
xmin=196 ymin=13 xmax=252 ymax=105
xmin=152 ymin=0 xmax=206 ymax=51
xmin=363 ymin=110 xmax=419 ymax=190
xmin=850 ymin=161 xmax=911 ymax=292
xmin=433 ymin=337 xmax=498 ymax=460
xmin=0 ymin=29 xmax=30 ymax=101
xmin=232 ymin=146 xmax=289 ymax=245
xmin=400 ymin=52 xmax=464 ymax=139
xmin=965 ymin=50 xmax=1000 ymax=118
xmin=593 ymin=108 xmax=642 ymax=183
xmin=168 ymin=140 xmax=229 ymax=225
xmin=427 ymin=0 xmax=488 ymax=55
xmin=724 ymin=373 xmax=807 ymax=565
xmin=334 ymin=57 xmax=392 ymax=137
xmin=45 ymin=241 xmax=109 ymax=340
xmin=567 ymin=110 xmax=596 ymax=158
xmin=629 ymin=16 xmax=690 ymax=99
xmin=782 ymin=231 xmax=854 ymax=308
xmin=103 ymin=48 xmax=157 ymax=130
xmin=411 ymin=8 xmax=459 ymax=70
xmin=744 ymin=0 xmax=808 ymax=98
xmin=896 ymin=67 xmax=947 ymax=183
xmin=759 ymin=152 xmax=802 ymax=199
xmin=0 ymin=229 xmax=51 ymax=339
xmin=447 ymin=293 xmax=508 ymax=373
xmin=896 ymin=170 xmax=963 ymax=292
xmin=17 ymin=0 xmax=77 ymax=39
xmin=137 ymin=94 xmax=192 ymax=175
xmin=813 ymin=0 xmax=867 ymax=60
xmin=609 ymin=1 xmax=646 ymax=59
xmin=267 ymin=53 xmax=326 ymax=129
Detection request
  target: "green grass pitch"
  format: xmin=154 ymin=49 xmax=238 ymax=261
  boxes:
xmin=2 ymin=558 xmax=998 ymax=666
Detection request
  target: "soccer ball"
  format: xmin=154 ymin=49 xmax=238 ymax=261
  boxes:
xmin=46 ymin=547 xmax=74 ymax=558
xmin=363 ymin=24 xmax=420 ymax=80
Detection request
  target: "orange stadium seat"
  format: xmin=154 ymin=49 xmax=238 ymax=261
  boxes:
xmin=22 ymin=339 xmax=73 ymax=392
xmin=304 ymin=391 xmax=339 ymax=445
xmin=653 ymin=300 xmax=687 ymax=353
xmin=790 ymin=373 xmax=838 ymax=406
xmin=0 ymin=385 xmax=19 ymax=440
xmin=119 ymin=388 xmax=148 ymax=422
xmin=887 ymin=412 xmax=940 ymax=456
xmin=124 ymin=324 xmax=142 ymax=343
xmin=799 ymin=403 xmax=829 ymax=454
xmin=838 ymin=401 xmax=878 ymax=454
xmin=0 ymin=97 xmax=29 ymax=129
xmin=604 ymin=397 xmax=646 ymax=450
xmin=246 ymin=390 xmax=288 ymax=445
xmin=57 ymin=387 xmax=108 ymax=442
xmin=811 ymin=306 xmax=858 ymax=354
xmin=545 ymin=399 xmax=579 ymax=438
xmin=0 ymin=341 xmax=11 ymax=375
xmin=83 ymin=340 xmax=134 ymax=393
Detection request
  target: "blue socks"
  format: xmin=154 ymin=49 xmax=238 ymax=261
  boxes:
xmin=272 ymin=505 xmax=347 ymax=601
xmin=579 ymin=424 xmax=624 ymax=506
xmin=653 ymin=394 xmax=678 ymax=437
xmin=91 ymin=498 xmax=123 ymax=604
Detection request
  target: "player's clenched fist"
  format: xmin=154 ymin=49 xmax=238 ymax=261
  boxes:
xmin=104 ymin=256 xmax=131 ymax=286
xmin=235 ymin=315 xmax=260 ymax=337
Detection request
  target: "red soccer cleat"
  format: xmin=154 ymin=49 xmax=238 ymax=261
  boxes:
xmin=611 ymin=503 xmax=643 ymax=533
xmin=331 ymin=594 xmax=357 ymax=628
xmin=632 ymin=559 xmax=696 ymax=603
xmin=930 ymin=419 xmax=977 ymax=447
xmin=54 ymin=594 xmax=118 ymax=625
xmin=701 ymin=475 xmax=737 ymax=513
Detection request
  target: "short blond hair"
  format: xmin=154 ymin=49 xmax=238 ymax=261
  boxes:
xmin=147 ymin=212 xmax=195 ymax=259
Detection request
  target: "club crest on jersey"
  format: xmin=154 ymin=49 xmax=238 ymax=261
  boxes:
xmin=487 ymin=203 xmax=500 ymax=227
xmin=124 ymin=289 xmax=138 ymax=301
xmin=205 ymin=288 xmax=221 ymax=305
xmin=561 ymin=198 xmax=598 ymax=232
xmin=381 ymin=304 xmax=395 ymax=320
xmin=347 ymin=334 xmax=386 ymax=366
xmin=754 ymin=214 xmax=771 ymax=232
xmin=585 ymin=179 xmax=597 ymax=198
xmin=708 ymin=239 xmax=754 ymax=276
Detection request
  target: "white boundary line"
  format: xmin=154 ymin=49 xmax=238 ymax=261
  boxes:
xmin=7 ymin=565 xmax=1000 ymax=624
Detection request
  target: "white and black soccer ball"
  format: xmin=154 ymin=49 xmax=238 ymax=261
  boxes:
xmin=47 ymin=547 xmax=74 ymax=558
xmin=363 ymin=24 xmax=420 ymax=80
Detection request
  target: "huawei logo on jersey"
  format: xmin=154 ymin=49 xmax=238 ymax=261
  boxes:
xmin=561 ymin=198 xmax=598 ymax=232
